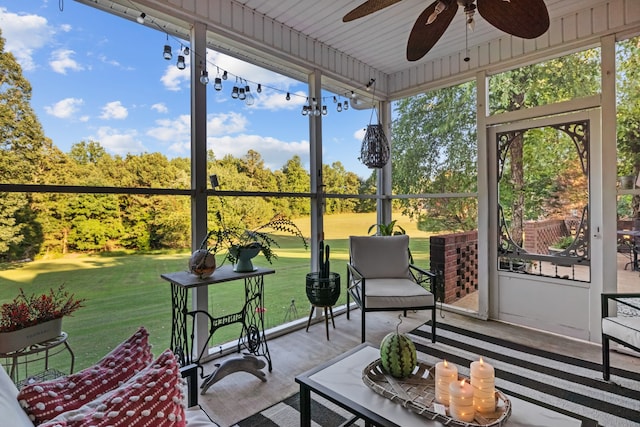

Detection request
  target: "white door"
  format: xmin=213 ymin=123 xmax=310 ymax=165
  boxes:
xmin=487 ymin=108 xmax=602 ymax=341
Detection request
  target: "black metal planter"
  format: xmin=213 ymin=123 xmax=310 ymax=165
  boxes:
xmin=305 ymin=272 xmax=340 ymax=340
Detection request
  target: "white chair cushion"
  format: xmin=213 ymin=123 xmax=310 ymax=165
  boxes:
xmin=603 ymin=316 xmax=640 ymax=349
xmin=0 ymin=364 xmax=33 ymax=427
xmin=350 ymin=235 xmax=411 ymax=278
xmin=363 ymin=278 xmax=434 ymax=309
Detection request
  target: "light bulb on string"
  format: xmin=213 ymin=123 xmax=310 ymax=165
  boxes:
xmin=257 ymin=83 xmax=262 ymax=93
xmin=136 ymin=12 xmax=146 ymax=24
xmin=333 ymin=96 xmax=337 ymax=103
xmin=183 ymin=46 xmax=189 ymax=56
xmin=163 ymin=44 xmax=172 ymax=60
xmin=245 ymin=90 xmax=255 ymax=106
xmin=176 ymin=55 xmax=185 ymax=70
xmin=231 ymin=86 xmax=239 ymax=99
xmin=214 ymin=77 xmax=222 ymax=91
xmin=238 ymin=87 xmax=246 ymax=100
xmin=301 ymin=105 xmax=309 ymax=116
xmin=337 ymin=102 xmax=342 ymax=112
xmin=222 ymin=70 xmax=228 ymax=80
xmin=286 ymin=92 xmax=291 ymax=101
xmin=322 ymin=105 xmax=327 ymax=115
xmin=200 ymin=70 xmax=209 ymax=85
xmin=343 ymin=100 xmax=349 ymax=110
xmin=163 ymin=34 xmax=172 ymax=60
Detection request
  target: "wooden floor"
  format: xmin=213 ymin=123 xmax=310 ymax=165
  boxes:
xmin=196 ymin=305 xmax=640 ymax=427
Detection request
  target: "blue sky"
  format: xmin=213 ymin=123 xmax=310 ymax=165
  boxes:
xmin=0 ymin=1 xmax=376 ymax=179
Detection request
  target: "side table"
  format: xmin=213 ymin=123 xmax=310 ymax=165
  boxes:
xmin=0 ymin=332 xmax=75 ymax=387
xmin=161 ymin=265 xmax=275 ymax=373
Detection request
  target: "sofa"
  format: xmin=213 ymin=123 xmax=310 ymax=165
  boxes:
xmin=0 ymin=327 xmax=218 ymax=426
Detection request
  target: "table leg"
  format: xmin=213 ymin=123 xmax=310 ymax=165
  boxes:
xmin=239 ymin=275 xmax=272 ymax=371
xmin=170 ymin=283 xmax=190 ymax=365
xmin=299 ymin=384 xmax=312 ymax=427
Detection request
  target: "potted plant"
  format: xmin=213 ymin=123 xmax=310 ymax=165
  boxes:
xmin=195 ymin=212 xmax=308 ymax=273
xmin=548 ymin=235 xmax=575 ymax=255
xmin=0 ymin=285 xmax=86 ymax=353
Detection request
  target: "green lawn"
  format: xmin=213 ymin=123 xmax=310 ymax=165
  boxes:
xmin=0 ymin=213 xmax=433 ymax=374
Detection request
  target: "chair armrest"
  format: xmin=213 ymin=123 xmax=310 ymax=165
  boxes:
xmin=601 ymin=293 xmax=640 ymax=318
xmin=347 ymin=263 xmax=364 ymax=284
xmin=180 ymin=363 xmax=199 ymax=408
xmin=409 ymin=264 xmax=437 ymax=294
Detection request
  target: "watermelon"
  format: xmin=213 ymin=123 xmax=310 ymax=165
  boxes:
xmin=380 ymin=331 xmax=417 ymax=378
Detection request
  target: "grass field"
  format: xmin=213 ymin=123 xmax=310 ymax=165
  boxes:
xmin=0 ymin=213 xmax=434 ymax=374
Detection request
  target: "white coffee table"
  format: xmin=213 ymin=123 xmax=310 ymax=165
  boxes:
xmin=295 ymin=343 xmax=597 ymax=427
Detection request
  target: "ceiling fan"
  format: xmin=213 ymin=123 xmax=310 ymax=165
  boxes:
xmin=343 ymin=0 xmax=550 ymax=62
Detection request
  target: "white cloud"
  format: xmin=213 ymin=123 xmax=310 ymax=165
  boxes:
xmin=100 ymin=101 xmax=128 ymax=120
xmin=160 ymin=56 xmax=191 ymax=91
xmin=147 ymin=112 xmax=248 ymax=146
xmin=0 ymin=8 xmax=54 ymax=71
xmin=91 ymin=127 xmax=146 ymax=155
xmin=257 ymin=90 xmax=306 ymax=111
xmin=208 ymin=134 xmax=308 ymax=171
xmin=151 ymin=103 xmax=169 ymax=114
xmin=44 ymin=98 xmax=84 ymax=119
xmin=354 ymin=127 xmax=367 ymax=141
xmin=145 ymin=111 xmax=304 ymax=169
xmin=49 ymin=49 xmax=84 ymax=74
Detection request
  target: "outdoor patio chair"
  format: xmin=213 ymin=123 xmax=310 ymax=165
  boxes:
xmin=601 ymin=292 xmax=640 ymax=380
xmin=346 ymin=234 xmax=437 ymax=343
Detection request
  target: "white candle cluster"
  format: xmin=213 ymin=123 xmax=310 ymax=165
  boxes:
xmin=470 ymin=357 xmax=496 ymax=413
xmin=434 ymin=360 xmax=458 ymax=404
xmin=433 ymin=356 xmax=496 ymax=422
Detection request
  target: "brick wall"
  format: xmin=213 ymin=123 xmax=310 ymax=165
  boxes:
xmin=429 ymin=231 xmax=478 ymax=304
xmin=523 ymin=219 xmax=568 ymax=254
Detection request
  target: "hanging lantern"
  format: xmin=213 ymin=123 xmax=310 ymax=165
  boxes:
xmin=360 ymin=123 xmax=390 ymax=169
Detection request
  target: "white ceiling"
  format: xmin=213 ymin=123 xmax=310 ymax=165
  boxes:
xmin=75 ymin=0 xmax=640 ymax=99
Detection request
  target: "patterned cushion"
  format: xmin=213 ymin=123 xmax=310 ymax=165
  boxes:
xmin=18 ymin=326 xmax=152 ymax=424
xmin=38 ymin=349 xmax=186 ymax=427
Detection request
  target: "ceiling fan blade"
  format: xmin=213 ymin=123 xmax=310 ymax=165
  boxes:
xmin=477 ymin=0 xmax=550 ymax=39
xmin=343 ymin=0 xmax=402 ymax=22
xmin=406 ymin=1 xmax=458 ymax=61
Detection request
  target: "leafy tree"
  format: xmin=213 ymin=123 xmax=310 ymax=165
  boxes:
xmin=0 ymin=30 xmax=47 ymax=259
xmin=616 ymin=37 xmax=640 ymax=217
xmin=391 ymin=81 xmax=477 ymax=232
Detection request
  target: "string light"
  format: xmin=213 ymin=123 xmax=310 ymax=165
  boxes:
xmin=176 ymin=55 xmax=185 ymax=70
xmin=163 ymin=34 xmax=172 ymax=60
xmin=200 ymin=69 xmax=209 ymax=85
xmin=154 ymin=32 xmax=374 ymax=117
xmin=136 ymin=12 xmax=146 ymax=24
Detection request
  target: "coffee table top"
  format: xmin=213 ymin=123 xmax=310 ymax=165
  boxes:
xmin=296 ymin=343 xmax=592 ymax=427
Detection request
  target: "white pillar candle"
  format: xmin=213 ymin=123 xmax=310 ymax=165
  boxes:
xmin=448 ymin=379 xmax=475 ymax=422
xmin=435 ymin=360 xmax=458 ymax=404
xmin=470 ymin=357 xmax=496 ymax=413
